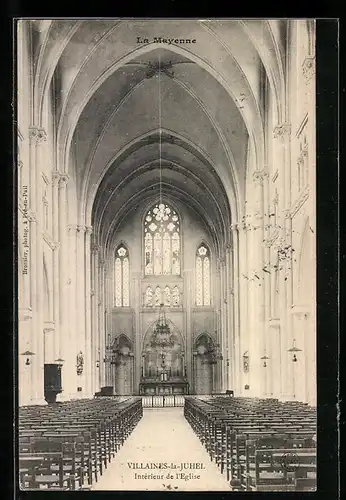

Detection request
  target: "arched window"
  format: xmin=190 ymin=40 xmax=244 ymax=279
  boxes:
xmin=114 ymin=245 xmax=130 ymax=307
xmin=144 ymin=203 xmax=180 ymax=276
xmin=196 ymin=244 xmax=211 ymax=306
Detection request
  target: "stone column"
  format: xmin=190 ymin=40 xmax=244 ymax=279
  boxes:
xmin=29 ymin=126 xmax=47 ymax=405
xmin=231 ymin=225 xmax=241 ymax=395
xmin=133 ymin=271 xmax=141 ymax=393
xmin=262 ymin=169 xmax=271 ymax=397
xmin=303 ymin=55 xmax=316 ymax=406
xmin=57 ymin=173 xmax=70 ymax=401
xmin=91 ymin=243 xmax=100 ymax=394
xmin=76 ymin=225 xmax=86 ymax=396
xmin=247 ymin=169 xmax=268 ymax=398
xmin=104 ymin=259 xmax=114 ymax=390
xmin=219 ymin=257 xmax=227 ymax=392
xmin=84 ymin=226 xmax=93 ymax=397
xmin=51 ymin=173 xmax=60 ymax=361
xmin=274 ymin=123 xmax=294 ymax=400
xmin=225 ymin=245 xmax=233 ymax=392
xmin=98 ymin=258 xmax=106 ymax=387
xmin=67 ymin=224 xmax=78 ymax=399
xmin=184 ymin=269 xmax=193 ymax=390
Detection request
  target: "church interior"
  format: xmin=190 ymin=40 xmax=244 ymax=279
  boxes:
xmin=17 ymin=19 xmax=317 ymax=491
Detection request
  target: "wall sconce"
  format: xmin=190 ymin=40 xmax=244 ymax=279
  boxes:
xmin=287 ymin=338 xmax=302 ymax=362
xmin=96 ymin=360 xmax=100 ymax=368
xmin=21 ymin=350 xmax=35 ymax=366
xmin=261 ymin=355 xmax=270 ymax=368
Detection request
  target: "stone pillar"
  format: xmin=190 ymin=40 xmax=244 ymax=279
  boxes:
xmin=262 ymin=169 xmax=271 ymax=397
xmin=76 ymin=225 xmax=86 ymax=396
xmin=303 ymin=55 xmax=316 ymax=406
xmin=28 ymin=126 xmax=47 ymax=405
xmin=274 ymin=123 xmax=294 ymax=400
xmin=98 ymin=258 xmax=106 ymax=387
xmin=51 ymin=173 xmax=60 ymax=361
xmin=247 ymin=169 xmax=268 ymax=397
xmin=91 ymin=243 xmax=101 ymax=394
xmin=184 ymin=269 xmax=193 ymax=390
xmin=84 ymin=226 xmax=93 ymax=397
xmin=133 ymin=271 xmax=141 ymax=393
xmin=225 ymin=245 xmax=234 ymax=392
xmin=57 ymin=173 xmax=70 ymax=401
xmin=67 ymin=224 xmax=78 ymax=400
xmin=219 ymin=257 xmax=227 ymax=392
xmin=231 ymin=224 xmax=241 ymax=395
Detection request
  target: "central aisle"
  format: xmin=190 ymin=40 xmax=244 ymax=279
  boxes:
xmin=92 ymin=408 xmax=231 ymax=491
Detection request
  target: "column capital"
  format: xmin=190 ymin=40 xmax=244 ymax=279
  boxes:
xmin=29 ymin=126 xmax=47 ymax=144
xmin=67 ymin=223 xmax=78 ymax=233
xmin=92 ymin=243 xmax=101 ymax=254
xmin=59 ymin=174 xmax=70 ymax=187
xmin=253 ymin=169 xmax=269 ymax=185
xmin=77 ymin=225 xmax=87 ymax=233
xmin=52 ymin=172 xmax=70 ymax=187
xmin=273 ymin=123 xmax=291 ymax=139
xmin=230 ymin=223 xmax=238 ymax=232
xmin=85 ymin=225 xmax=93 ymax=236
xmin=302 ymin=56 xmax=315 ymax=83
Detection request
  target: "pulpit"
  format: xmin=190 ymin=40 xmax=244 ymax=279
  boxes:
xmin=140 ymin=303 xmax=189 ymax=395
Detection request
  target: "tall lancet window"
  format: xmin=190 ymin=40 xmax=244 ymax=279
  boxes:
xmin=114 ymin=245 xmax=130 ymax=307
xmin=144 ymin=203 xmax=180 ymax=276
xmin=196 ymin=244 xmax=211 ymax=306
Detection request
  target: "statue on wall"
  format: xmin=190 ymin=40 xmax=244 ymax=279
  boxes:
xmin=145 ymin=286 xmax=153 ymax=307
xmin=172 ymin=286 xmax=179 ymax=306
xmin=154 ymin=286 xmax=161 ymax=307
xmin=76 ymin=351 xmax=84 ymax=375
xmin=164 ymin=286 xmax=171 ymax=306
xmin=243 ymin=351 xmax=249 ymax=373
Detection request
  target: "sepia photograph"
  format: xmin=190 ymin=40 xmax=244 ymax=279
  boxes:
xmin=17 ymin=18 xmax=317 ymax=492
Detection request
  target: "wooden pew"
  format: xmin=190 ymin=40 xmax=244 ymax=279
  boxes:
xmin=18 ymin=397 xmax=143 ymax=490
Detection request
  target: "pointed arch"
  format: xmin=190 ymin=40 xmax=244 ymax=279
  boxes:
xmin=141 ymin=318 xmax=185 ymax=352
xmin=194 ymin=331 xmax=214 ymax=350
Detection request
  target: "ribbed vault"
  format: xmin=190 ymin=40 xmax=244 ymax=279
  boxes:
xmin=31 ymin=19 xmax=288 ymax=253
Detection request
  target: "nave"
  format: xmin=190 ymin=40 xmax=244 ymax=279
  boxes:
xmin=92 ymin=407 xmax=230 ymax=491
xmin=19 ymin=395 xmax=316 ymax=492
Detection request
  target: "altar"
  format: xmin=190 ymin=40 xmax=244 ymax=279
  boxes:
xmin=139 ymin=376 xmax=189 ymax=395
xmin=141 ymin=303 xmax=189 ymax=396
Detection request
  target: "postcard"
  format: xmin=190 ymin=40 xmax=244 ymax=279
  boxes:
xmin=17 ymin=18 xmax=317 ymax=492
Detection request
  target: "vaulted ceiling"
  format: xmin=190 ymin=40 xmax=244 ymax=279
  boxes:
xmin=32 ymin=19 xmax=287 ymax=252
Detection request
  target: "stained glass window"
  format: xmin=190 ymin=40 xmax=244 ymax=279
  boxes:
xmin=114 ymin=245 xmax=130 ymax=307
xmin=144 ymin=203 xmax=180 ymax=275
xmin=196 ymin=245 xmax=211 ymax=306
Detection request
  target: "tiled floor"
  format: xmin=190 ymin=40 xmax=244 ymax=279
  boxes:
xmin=92 ymin=408 xmax=231 ymax=491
